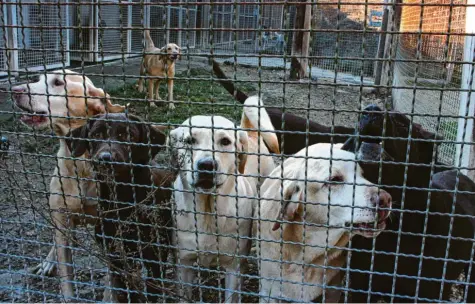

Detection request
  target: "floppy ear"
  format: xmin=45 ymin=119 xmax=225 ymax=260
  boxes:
xmin=341 ymin=137 xmax=356 ymax=153
xmin=412 ymin=122 xmax=443 ymax=140
xmin=65 ymin=124 xmax=90 ymax=157
xmin=86 ymin=86 xmax=125 ymax=115
xmin=237 ymin=130 xmax=248 ymax=174
xmin=410 ymin=122 xmax=443 ymax=163
xmin=148 ymin=124 xmax=167 ymax=158
xmin=159 ymin=46 xmax=168 ymax=61
xmin=167 ymin=128 xmax=180 ymax=169
xmin=272 ymin=182 xmax=303 ymax=231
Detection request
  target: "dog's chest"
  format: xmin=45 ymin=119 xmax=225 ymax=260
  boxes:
xmin=173 ymin=185 xmax=252 ymax=265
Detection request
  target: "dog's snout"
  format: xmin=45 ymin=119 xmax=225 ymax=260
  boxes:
xmin=12 ymin=86 xmax=25 ymax=93
xmin=12 ymin=86 xmax=26 ymax=99
xmin=370 ymin=189 xmax=392 ymax=222
xmin=377 ymin=191 xmax=392 ymax=208
xmin=197 ymin=158 xmax=218 ymax=173
xmin=98 ymin=151 xmax=112 ymax=162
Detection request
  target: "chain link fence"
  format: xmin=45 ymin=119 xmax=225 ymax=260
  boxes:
xmin=0 ymin=0 xmax=475 ymax=303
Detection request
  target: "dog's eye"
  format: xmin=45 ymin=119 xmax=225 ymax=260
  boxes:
xmin=328 ymin=175 xmax=344 ymax=184
xmin=93 ymin=133 xmax=103 ymax=140
xmin=117 ymin=133 xmax=127 ymax=141
xmin=54 ymin=79 xmax=65 ymax=87
xmin=184 ymin=137 xmax=195 ymax=145
xmin=220 ymin=138 xmax=231 ymax=146
xmin=168 ymin=47 xmax=171 ymax=50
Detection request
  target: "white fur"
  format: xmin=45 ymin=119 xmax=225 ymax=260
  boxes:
xmin=169 ymin=97 xmax=279 ymax=302
xmin=256 ymin=143 xmax=390 ymax=302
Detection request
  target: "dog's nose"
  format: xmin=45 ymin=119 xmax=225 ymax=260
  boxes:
xmin=363 ymin=104 xmax=383 ymax=112
xmin=98 ymin=152 xmax=112 ymax=162
xmin=372 ymin=190 xmax=392 ymax=208
xmin=197 ymin=158 xmax=218 ymax=173
xmin=11 ymin=86 xmax=25 ymax=99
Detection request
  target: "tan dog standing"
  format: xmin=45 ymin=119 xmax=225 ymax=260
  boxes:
xmin=11 ymin=70 xmax=124 ymax=300
xmin=256 ymin=143 xmax=391 ymax=303
xmin=168 ymin=97 xmax=279 ymax=302
xmin=137 ymin=30 xmax=181 ymax=109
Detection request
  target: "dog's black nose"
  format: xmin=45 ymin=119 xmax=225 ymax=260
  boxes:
xmin=363 ymin=104 xmax=383 ymax=112
xmin=98 ymin=152 xmax=112 ymax=162
xmin=197 ymin=158 xmax=217 ymax=173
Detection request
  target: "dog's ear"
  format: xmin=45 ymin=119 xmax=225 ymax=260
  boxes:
xmin=147 ymin=124 xmax=167 ymax=158
xmin=159 ymin=46 xmax=168 ymax=61
xmin=126 ymin=114 xmax=166 ymax=160
xmin=410 ymin=122 xmax=443 ymax=164
xmin=341 ymin=137 xmax=356 ymax=153
xmin=272 ymin=182 xmax=303 ymax=231
xmin=65 ymin=124 xmax=90 ymax=157
xmin=237 ymin=130 xmax=248 ymax=174
xmin=177 ymin=45 xmax=182 ymax=60
xmin=167 ymin=128 xmax=180 ymax=169
xmin=86 ymin=86 xmax=125 ymax=115
xmin=412 ymin=122 xmax=443 ymax=141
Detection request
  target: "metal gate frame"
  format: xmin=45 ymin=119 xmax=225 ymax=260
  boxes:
xmin=69 ymin=0 xmax=132 ymax=62
xmin=7 ymin=0 xmax=70 ymax=72
xmin=94 ymin=0 xmax=132 ymax=62
xmin=69 ymin=0 xmax=95 ymax=62
xmin=0 ymin=3 xmax=9 ymax=76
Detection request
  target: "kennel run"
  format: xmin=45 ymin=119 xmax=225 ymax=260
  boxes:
xmin=1 ymin=0 xmax=475 ymax=302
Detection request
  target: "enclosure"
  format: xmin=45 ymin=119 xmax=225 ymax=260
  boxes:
xmin=1 ymin=0 xmax=475 ymax=302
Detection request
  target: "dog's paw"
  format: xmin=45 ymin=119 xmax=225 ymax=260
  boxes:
xmin=31 ymin=260 xmax=56 ymax=276
xmin=150 ymin=102 xmax=158 ymax=108
xmin=168 ymin=103 xmax=176 ymax=110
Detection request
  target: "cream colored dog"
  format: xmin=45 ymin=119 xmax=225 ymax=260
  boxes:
xmin=256 ymin=143 xmax=392 ymax=303
xmin=11 ymin=70 xmax=124 ymax=300
xmin=137 ymin=30 xmax=181 ymax=109
xmin=168 ymin=97 xmax=279 ymax=302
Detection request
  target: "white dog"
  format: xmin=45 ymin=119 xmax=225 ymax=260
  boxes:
xmin=256 ymin=143 xmax=392 ymax=303
xmin=169 ymin=97 xmax=279 ymax=302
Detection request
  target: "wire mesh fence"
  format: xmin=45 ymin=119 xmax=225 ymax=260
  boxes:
xmin=0 ymin=0 xmax=475 ymax=303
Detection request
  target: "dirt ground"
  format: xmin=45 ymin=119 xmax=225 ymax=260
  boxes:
xmin=0 ymin=57 xmax=463 ymax=302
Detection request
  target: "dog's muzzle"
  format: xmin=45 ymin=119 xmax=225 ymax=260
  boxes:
xmin=171 ymin=53 xmax=178 ymax=60
xmin=194 ymin=157 xmax=219 ymax=190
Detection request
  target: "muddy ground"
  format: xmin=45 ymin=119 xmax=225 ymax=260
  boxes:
xmin=0 ymin=57 xmax=462 ymax=302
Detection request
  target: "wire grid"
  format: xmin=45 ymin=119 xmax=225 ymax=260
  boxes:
xmin=13 ymin=0 xmax=70 ymax=70
xmin=1 ymin=0 xmax=475 ymax=303
xmin=392 ymin=0 xmax=466 ymax=165
xmin=0 ymin=3 xmax=7 ymax=76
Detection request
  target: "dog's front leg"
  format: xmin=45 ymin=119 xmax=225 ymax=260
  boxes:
xmin=31 ymin=245 xmax=56 ymax=276
xmin=52 ymin=209 xmax=75 ymax=301
xmin=167 ymin=79 xmax=175 ymax=110
xmin=176 ymin=261 xmax=195 ymax=301
xmin=148 ymin=79 xmax=156 ymax=106
xmin=224 ymin=260 xmax=243 ymax=303
xmin=137 ymin=62 xmax=145 ymax=93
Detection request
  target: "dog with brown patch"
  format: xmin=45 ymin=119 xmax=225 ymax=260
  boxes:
xmin=137 ymin=30 xmax=181 ymax=109
xmin=11 ymin=70 xmax=125 ymax=301
xmin=168 ymin=96 xmax=279 ymax=302
xmin=256 ymin=143 xmax=391 ymax=303
xmin=66 ymin=113 xmax=174 ymax=302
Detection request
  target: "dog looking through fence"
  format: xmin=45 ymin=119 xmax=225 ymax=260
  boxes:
xmin=66 ymin=113 xmax=174 ymax=302
xmin=11 ymin=70 xmax=125 ymax=300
